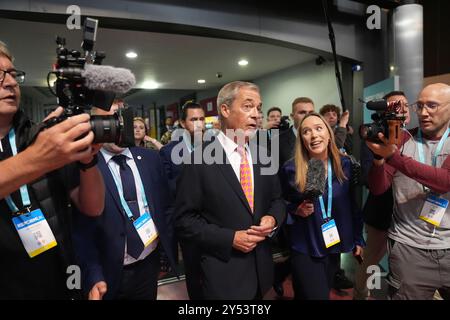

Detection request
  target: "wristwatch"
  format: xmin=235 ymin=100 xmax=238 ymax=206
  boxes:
xmin=77 ymin=155 xmax=98 ymax=171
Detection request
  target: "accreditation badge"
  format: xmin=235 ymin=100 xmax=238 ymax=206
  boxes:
xmin=419 ymin=193 xmax=449 ymax=227
xmin=12 ymin=209 xmax=57 ymax=258
xmin=133 ymin=211 xmax=158 ymax=247
xmin=322 ymin=219 xmax=341 ymax=248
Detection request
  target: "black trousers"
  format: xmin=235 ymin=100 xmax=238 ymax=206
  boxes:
xmin=117 ymin=247 xmax=161 ymax=300
xmin=180 ymin=241 xmax=203 ymax=300
xmin=291 ymin=250 xmax=339 ymax=300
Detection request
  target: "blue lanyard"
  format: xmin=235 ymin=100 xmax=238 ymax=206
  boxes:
xmin=417 ymin=128 xmax=449 ymax=167
xmin=5 ymin=129 xmax=31 ymax=213
xmin=108 ymin=155 xmax=149 ymax=220
xmin=318 ymin=158 xmax=333 ymax=220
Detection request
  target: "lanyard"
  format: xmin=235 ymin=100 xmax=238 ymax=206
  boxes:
xmin=417 ymin=128 xmax=449 ymax=167
xmin=5 ymin=129 xmax=31 ymax=213
xmin=108 ymin=156 xmax=149 ymax=220
xmin=319 ymin=158 xmax=333 ymax=220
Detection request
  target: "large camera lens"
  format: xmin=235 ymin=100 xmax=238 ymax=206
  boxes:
xmin=90 ymin=114 xmax=120 ymax=144
xmin=90 ymin=108 xmax=135 ymax=147
xmin=359 ymin=123 xmax=384 ymax=142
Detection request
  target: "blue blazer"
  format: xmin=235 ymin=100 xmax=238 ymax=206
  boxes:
xmin=160 ymin=140 xmax=185 ymax=196
xmin=72 ymin=147 xmax=176 ymax=299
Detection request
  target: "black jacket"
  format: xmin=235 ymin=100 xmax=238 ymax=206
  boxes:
xmin=175 ymin=138 xmax=286 ymax=299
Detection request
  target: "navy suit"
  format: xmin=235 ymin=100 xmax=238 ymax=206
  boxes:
xmin=73 ymin=147 xmax=176 ymax=299
xmin=160 ymin=140 xmax=184 ymax=196
xmin=160 ymin=138 xmax=204 ymax=300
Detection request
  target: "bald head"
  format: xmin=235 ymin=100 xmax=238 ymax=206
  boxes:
xmin=421 ymin=83 xmax=450 ymax=98
xmin=416 ymin=83 xmax=450 ymax=138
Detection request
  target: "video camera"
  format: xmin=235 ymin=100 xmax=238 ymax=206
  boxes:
xmin=359 ymin=99 xmax=406 ymax=145
xmin=44 ymin=18 xmax=135 ymax=146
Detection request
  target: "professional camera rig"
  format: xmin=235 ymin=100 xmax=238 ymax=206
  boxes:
xmin=359 ymin=99 xmax=407 ymax=146
xmin=42 ymin=18 xmax=134 ymax=146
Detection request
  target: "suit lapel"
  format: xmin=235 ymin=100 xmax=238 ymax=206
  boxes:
xmin=213 ymin=140 xmax=253 ymax=215
xmin=252 ymin=152 xmax=262 ymax=218
xmin=289 ymin=129 xmax=296 ymax=149
xmin=97 ymin=152 xmax=124 ymax=214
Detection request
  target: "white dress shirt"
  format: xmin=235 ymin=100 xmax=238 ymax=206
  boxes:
xmin=216 ymin=131 xmax=254 ymax=192
xmin=101 ymin=148 xmax=159 ymax=265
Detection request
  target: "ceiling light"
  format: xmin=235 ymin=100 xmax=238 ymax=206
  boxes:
xmin=238 ymin=59 xmax=249 ymax=66
xmin=197 ymin=79 xmax=206 ymax=84
xmin=126 ymin=51 xmax=138 ymax=59
xmin=142 ymin=80 xmax=159 ymax=89
xmin=390 ymin=65 xmax=395 ymax=72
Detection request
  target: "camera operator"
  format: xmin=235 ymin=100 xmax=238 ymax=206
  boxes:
xmin=0 ymin=41 xmax=105 ymax=299
xmin=264 ymin=107 xmax=282 ymax=130
xmin=367 ymin=83 xmax=450 ymax=300
xmin=353 ymin=90 xmax=409 ymax=300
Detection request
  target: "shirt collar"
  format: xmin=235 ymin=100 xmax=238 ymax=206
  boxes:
xmin=101 ymin=147 xmax=132 ymax=163
xmin=292 ymin=125 xmax=298 ymax=137
xmin=182 ymin=130 xmax=194 ymax=153
xmin=216 ymin=130 xmax=250 ymax=157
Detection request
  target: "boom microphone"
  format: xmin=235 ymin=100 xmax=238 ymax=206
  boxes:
xmin=55 ymin=64 xmax=136 ymax=94
xmin=366 ymin=99 xmax=388 ymax=111
xmin=303 ymin=158 xmax=326 ymax=200
xmin=82 ymin=64 xmax=136 ymax=93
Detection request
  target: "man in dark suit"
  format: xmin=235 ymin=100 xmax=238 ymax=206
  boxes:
xmin=160 ymin=101 xmax=205 ymax=195
xmin=175 ymin=81 xmax=286 ymax=300
xmin=73 ymin=102 xmax=176 ymax=300
xmin=160 ymin=101 xmax=205 ymax=299
xmin=278 ymin=97 xmax=315 ymax=167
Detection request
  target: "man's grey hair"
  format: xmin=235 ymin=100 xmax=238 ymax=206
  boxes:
xmin=216 ymin=81 xmax=259 ymax=117
xmin=0 ymin=40 xmax=13 ymax=61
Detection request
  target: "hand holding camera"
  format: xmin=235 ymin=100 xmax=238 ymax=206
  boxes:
xmin=365 ymin=132 xmax=398 ymax=161
xmin=359 ymin=99 xmax=406 ymax=146
xmin=29 ymin=107 xmax=100 ymax=172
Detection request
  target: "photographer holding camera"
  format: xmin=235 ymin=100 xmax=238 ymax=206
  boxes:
xmin=0 ymin=41 xmax=105 ymax=299
xmin=366 ymin=83 xmax=450 ymax=300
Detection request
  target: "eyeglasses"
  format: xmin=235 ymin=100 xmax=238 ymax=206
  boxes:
xmin=410 ymin=101 xmax=449 ymax=113
xmin=0 ymin=69 xmax=26 ymax=84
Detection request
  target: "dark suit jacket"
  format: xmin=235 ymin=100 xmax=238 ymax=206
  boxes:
xmin=73 ymin=147 xmax=176 ymax=299
xmin=175 ymin=138 xmax=286 ymax=299
xmin=278 ymin=127 xmax=296 ymax=169
xmin=160 ymin=140 xmax=184 ymax=196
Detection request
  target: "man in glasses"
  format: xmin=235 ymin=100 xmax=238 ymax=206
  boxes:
xmin=366 ymin=83 xmax=450 ymax=299
xmin=354 ymin=90 xmax=410 ymax=300
xmin=0 ymin=41 xmax=104 ymax=299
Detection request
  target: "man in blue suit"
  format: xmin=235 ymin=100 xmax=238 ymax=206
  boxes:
xmin=73 ymin=101 xmax=176 ymax=300
xmin=160 ymin=101 xmax=206 ymax=195
xmin=160 ymin=101 xmax=205 ymax=299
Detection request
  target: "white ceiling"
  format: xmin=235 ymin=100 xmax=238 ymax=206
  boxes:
xmin=0 ymin=17 xmax=316 ymax=90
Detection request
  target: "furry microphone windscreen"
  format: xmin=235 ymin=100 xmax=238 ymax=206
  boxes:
xmin=303 ymin=158 xmax=326 ymax=200
xmin=82 ymin=64 xmax=136 ymax=94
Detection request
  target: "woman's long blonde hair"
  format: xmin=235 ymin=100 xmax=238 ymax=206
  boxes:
xmin=294 ymin=113 xmax=347 ymax=191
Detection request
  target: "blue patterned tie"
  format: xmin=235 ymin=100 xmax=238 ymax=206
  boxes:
xmin=112 ymin=155 xmax=143 ymax=259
